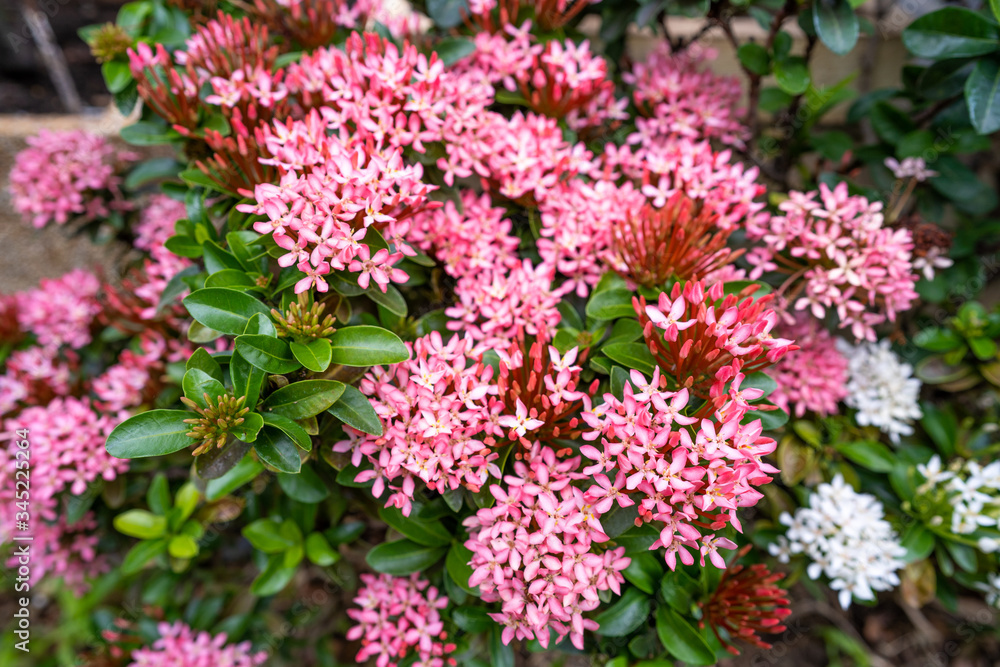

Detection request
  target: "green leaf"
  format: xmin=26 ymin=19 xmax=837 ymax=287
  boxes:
xmin=243 ymin=518 xmax=297 ymax=553
xmin=125 ymin=157 xmax=180 ymax=190
xmin=261 ymin=380 xmax=345 ymax=419
xmin=913 ymin=327 xmax=964 ymax=352
xmin=870 ymin=102 xmax=916 ymax=144
xmin=244 ymin=312 xmax=277 ymax=337
xmin=121 ymin=120 xmax=177 ymax=146
xmin=453 ymin=606 xmax=493 ymax=632
xmin=186 ymin=347 xmax=223 ymax=382
xmin=434 ymin=36 xmax=476 ymax=66
xmin=230 ymin=350 xmax=266 ymax=408
xmin=737 ymin=42 xmax=770 ymax=75
xmin=445 ymin=542 xmax=478 ymax=595
xmin=305 ymin=533 xmax=341 ymax=566
xmin=277 ymin=466 xmax=330 ymax=503
xmin=184 ymin=288 xmax=271 ymax=336
xmin=205 ymin=456 xmax=264 ymax=500
xmin=163 ymin=235 xmax=204 ymax=259
xmin=622 ymin=552 xmax=664 ymax=594
xmin=901 ymin=523 xmax=936 ymax=563
xmin=232 ymin=411 xmax=264 ymax=444
xmin=660 ymin=570 xmax=699 ymax=612
xmin=328 ymin=326 xmax=409 ymax=367
xmin=489 ymin=626 xmax=515 ymax=667
xmin=179 ymin=168 xmax=222 ymax=191
xmin=586 ymin=289 xmax=636 ymax=321
xmin=251 ymin=557 xmax=297 ymax=596
xmin=365 ymin=539 xmax=448 ymax=575
xmin=261 ymin=413 xmax=312 ymax=451
xmin=168 ymin=534 xmax=199 ymax=559
xmin=944 ymin=539 xmax=978 ymax=573
xmin=837 ymin=440 xmax=896 ymax=473
xmin=379 ymin=506 xmax=451 ymax=547
xmin=929 ymin=155 xmax=998 ymax=214
xmin=253 ymin=426 xmax=302 ymax=474
xmin=106 ymin=409 xmax=193 ymax=459
xmin=966 ymin=58 xmax=1000 ymax=134
xmin=147 ymin=474 xmax=171 ymax=515
xmin=182 ymin=368 xmax=225 ymax=408
xmin=290 ymin=338 xmax=333 ymax=373
xmin=602 ymin=343 xmax=657 ymax=377
xmin=235 ymin=335 xmax=301 ymax=374
xmin=611 ymin=365 xmax=631 ymax=400
xmin=426 ymin=0 xmax=467 ymax=28
xmin=122 ymin=539 xmax=167 ymax=575
xmin=903 ymin=8 xmax=1000 ymax=59
xmin=327 ymin=384 xmax=382 ymax=436
xmin=114 ymin=509 xmax=168 ymax=540
xmin=774 ymin=56 xmax=811 ymax=95
xmin=205 ymin=269 xmax=257 ymax=290
xmin=655 ymin=606 xmax=715 ymax=665
xmin=593 ymin=587 xmax=651 ymax=636
xmin=174 ymin=483 xmax=200 ymax=524
xmin=814 ymin=0 xmax=859 ymax=55
xmin=366 ymin=284 xmax=408 ymax=317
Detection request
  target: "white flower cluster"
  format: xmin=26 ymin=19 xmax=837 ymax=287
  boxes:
xmin=975 ymin=573 xmax=1000 ymax=607
xmin=840 ymin=339 xmax=922 ymax=443
xmin=769 ymin=475 xmax=907 ymax=609
xmin=917 ymin=455 xmax=1000 ymax=544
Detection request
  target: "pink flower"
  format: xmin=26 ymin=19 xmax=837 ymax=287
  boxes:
xmin=498 ymin=398 xmax=545 ymax=437
xmin=127 ymin=621 xmax=267 ymax=667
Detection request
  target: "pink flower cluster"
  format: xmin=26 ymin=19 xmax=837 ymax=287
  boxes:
xmin=636 ymin=280 xmax=797 ymax=402
xmin=746 ymin=182 xmax=920 ymax=341
xmin=624 ymin=43 xmax=748 ymax=149
xmin=131 ymin=195 xmax=191 ymax=317
xmin=408 ymin=191 xmax=520 ymax=279
xmin=12 ymin=513 xmax=105 ymax=593
xmin=16 ymin=269 xmax=102 ymax=350
xmin=581 ymin=369 xmax=779 ymax=570
xmin=347 ymin=573 xmax=456 ymax=667
xmin=128 ymin=622 xmax=267 ymax=667
xmin=446 ymin=260 xmax=566 ymax=352
xmin=334 ymin=332 xmax=502 ymax=517
xmin=9 ymin=130 xmax=136 ymax=228
xmin=464 ymin=446 xmax=630 ymax=649
xmin=93 ymin=332 xmax=171 ymax=414
xmin=605 ymin=137 xmax=767 ymax=233
xmin=0 ymin=397 xmax=127 ymax=521
xmin=536 ymin=178 xmax=645 ymax=296
xmin=769 ymin=316 xmax=849 ymax=418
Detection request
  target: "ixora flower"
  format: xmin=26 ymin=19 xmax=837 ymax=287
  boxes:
xmin=9 ymin=130 xmax=136 ymax=228
xmin=347 ymin=573 xmax=456 ymax=667
xmin=700 ymin=546 xmax=791 ymax=654
xmin=768 ymin=316 xmax=849 ymax=418
xmin=745 ymin=182 xmax=920 ymax=342
xmin=841 ymin=339 xmax=922 ymax=443
xmin=464 ymin=446 xmax=630 ymax=650
xmin=127 ymin=621 xmax=267 ymax=667
xmin=916 ymin=455 xmax=1000 ymax=541
xmin=770 ymin=475 xmax=906 ymax=609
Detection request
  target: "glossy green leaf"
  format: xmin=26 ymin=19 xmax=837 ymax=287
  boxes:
xmin=965 ymin=58 xmax=1000 ymax=134
xmin=186 ymin=347 xmax=223 ymax=382
xmin=182 ymin=368 xmax=225 ymax=408
xmin=602 ymin=343 xmax=657 ymax=377
xmin=277 ymin=466 xmax=330 ymax=503
xmin=261 ymin=380 xmax=345 ymax=419
xmin=305 ymin=532 xmax=341 ymax=566
xmin=243 ymin=518 xmax=297 ymax=553
xmin=379 ymin=506 xmax=452 ymax=547
xmin=253 ymin=426 xmax=302 ymax=474
xmin=814 ymin=0 xmax=859 ymax=55
xmin=903 ymin=8 xmax=1000 ymax=59
xmin=774 ymin=56 xmax=810 ymax=95
xmin=251 ymin=556 xmax=297 ymax=596
xmin=586 ymin=289 xmax=636 ymax=321
xmin=290 ymin=338 xmax=333 ymax=373
xmin=593 ymin=587 xmax=650 ymax=636
xmin=837 ymin=440 xmax=897 ymax=473
xmin=106 ymin=410 xmax=193 ymax=459
xmin=235 ymin=335 xmax=301 ymax=374
xmin=365 ymin=539 xmax=448 ymax=575
xmin=737 ymin=42 xmax=769 ymax=75
xmin=327 ymin=384 xmax=383 ymax=436
xmin=445 ymin=542 xmax=478 ymax=595
xmin=261 ymin=413 xmax=312 ymax=450
xmin=328 ymin=326 xmax=409 ymax=367
xmin=205 ymin=455 xmax=264 ymax=500
xmin=168 ymin=534 xmax=199 ymax=559
xmin=114 ymin=509 xmax=168 ymax=540
xmin=230 ymin=350 xmax=266 ymax=408
xmin=184 ymin=288 xmax=271 ymax=336
xmin=655 ymin=606 xmax=715 ymax=665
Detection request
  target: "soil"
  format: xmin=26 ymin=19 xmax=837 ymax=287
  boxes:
xmin=0 ymin=0 xmax=127 ymax=113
